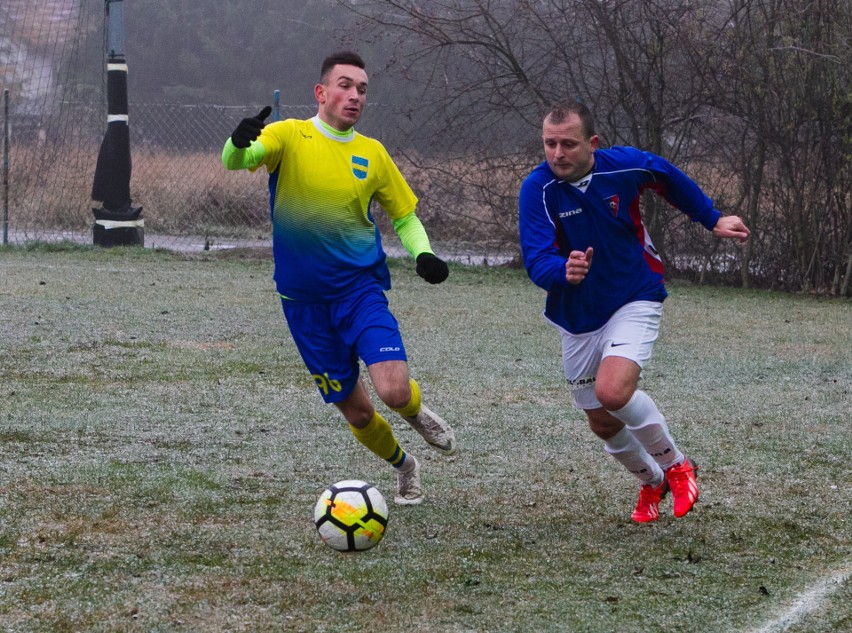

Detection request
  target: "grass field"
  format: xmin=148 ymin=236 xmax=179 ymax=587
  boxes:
xmin=0 ymin=244 xmax=849 ymax=632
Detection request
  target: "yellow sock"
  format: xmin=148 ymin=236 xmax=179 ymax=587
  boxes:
xmin=349 ymin=411 xmax=408 ymax=468
xmin=390 ymin=378 xmax=421 ymax=419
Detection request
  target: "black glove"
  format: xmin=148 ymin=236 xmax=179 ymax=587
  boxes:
xmin=230 ymin=106 xmax=272 ymax=148
xmin=416 ymin=252 xmax=449 ymax=284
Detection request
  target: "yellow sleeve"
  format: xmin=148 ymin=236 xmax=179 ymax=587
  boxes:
xmin=371 ymin=146 xmax=418 ymax=221
xmin=221 ymin=137 xmax=267 ymax=170
xmin=392 ymin=212 xmax=433 ymax=258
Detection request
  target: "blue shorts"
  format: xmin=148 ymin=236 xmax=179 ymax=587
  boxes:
xmin=281 ymin=285 xmax=408 ymax=403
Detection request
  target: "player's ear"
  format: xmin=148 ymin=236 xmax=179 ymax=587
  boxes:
xmin=590 ymin=135 xmax=600 ymax=150
xmin=314 ymin=83 xmax=326 ymax=104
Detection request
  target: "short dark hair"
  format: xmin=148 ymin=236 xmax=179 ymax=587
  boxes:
xmin=320 ymin=51 xmax=366 ymax=83
xmin=545 ymin=101 xmax=596 ymax=139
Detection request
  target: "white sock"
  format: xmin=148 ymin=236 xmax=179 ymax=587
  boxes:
xmin=609 ymin=391 xmax=683 ymax=470
xmin=604 ymin=427 xmax=663 ymax=485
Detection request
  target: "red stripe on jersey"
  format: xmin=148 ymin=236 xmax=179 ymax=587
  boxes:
xmin=631 ymin=185 xmax=665 ymax=276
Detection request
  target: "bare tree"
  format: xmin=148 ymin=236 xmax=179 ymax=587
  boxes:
xmin=689 ymin=0 xmax=851 ymax=292
xmin=344 ymin=0 xmax=851 ymax=294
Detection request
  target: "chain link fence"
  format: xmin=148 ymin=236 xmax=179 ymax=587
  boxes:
xmin=3 ymin=89 xmax=521 ymax=264
xmin=3 ymin=0 xmax=504 ymax=259
xmin=0 ymin=0 xmax=745 ymax=271
xmin=0 ymin=0 xmax=751 ymax=274
xmin=2 ymin=95 xmax=408 ymax=253
xmin=10 ymin=0 xmax=845 ymax=289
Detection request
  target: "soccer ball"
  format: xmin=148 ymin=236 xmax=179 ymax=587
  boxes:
xmin=313 ymin=480 xmax=389 ymax=552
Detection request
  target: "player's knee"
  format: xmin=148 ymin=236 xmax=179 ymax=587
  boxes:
xmin=345 ymin=410 xmax=374 ymax=429
xmin=375 ymin=382 xmax=411 ymax=411
xmin=334 ymin=396 xmax=375 ymax=429
xmin=595 ymin=382 xmax=633 ymax=412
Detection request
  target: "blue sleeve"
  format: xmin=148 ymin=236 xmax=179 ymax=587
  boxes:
xmin=640 ymin=150 xmax=721 ymax=230
xmin=518 ymin=175 xmax=572 ymax=293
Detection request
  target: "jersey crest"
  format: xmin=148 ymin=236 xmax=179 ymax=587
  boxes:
xmin=352 ymin=155 xmax=368 ymax=180
xmin=605 ymin=194 xmax=619 ymax=216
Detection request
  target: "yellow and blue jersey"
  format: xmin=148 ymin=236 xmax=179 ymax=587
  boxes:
xmin=238 ymin=116 xmax=418 ymax=302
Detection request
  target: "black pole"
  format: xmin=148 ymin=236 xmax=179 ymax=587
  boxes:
xmin=91 ymin=0 xmax=143 ymax=247
xmin=3 ymin=89 xmax=9 ymax=245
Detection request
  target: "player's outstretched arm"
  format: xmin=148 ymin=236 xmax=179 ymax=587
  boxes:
xmin=712 ymin=215 xmax=750 ymax=243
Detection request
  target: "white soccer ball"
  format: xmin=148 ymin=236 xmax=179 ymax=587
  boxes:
xmin=313 ymin=480 xmax=389 ymax=552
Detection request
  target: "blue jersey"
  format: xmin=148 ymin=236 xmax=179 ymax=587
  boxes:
xmin=518 ymin=146 xmax=721 ymax=334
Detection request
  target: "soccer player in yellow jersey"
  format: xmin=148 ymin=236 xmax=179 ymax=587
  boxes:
xmin=222 ymin=51 xmax=456 ymax=505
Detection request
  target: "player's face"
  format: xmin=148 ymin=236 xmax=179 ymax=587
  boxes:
xmin=315 ymin=64 xmax=368 ymax=132
xmin=542 ymin=113 xmax=598 ymax=182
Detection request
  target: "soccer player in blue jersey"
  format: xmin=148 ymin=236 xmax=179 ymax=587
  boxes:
xmin=519 ymin=101 xmax=750 ymax=522
xmin=222 ymin=51 xmax=457 ymax=505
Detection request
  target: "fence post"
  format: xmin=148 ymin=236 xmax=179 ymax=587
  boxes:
xmin=273 ymin=90 xmax=281 ymax=122
xmin=3 ymin=89 xmax=8 ymax=245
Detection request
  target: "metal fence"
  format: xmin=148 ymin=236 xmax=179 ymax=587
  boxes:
xmin=0 ymin=0 xmax=778 ymax=278
xmin=2 ymin=95 xmax=403 ymax=253
xmin=0 ymin=0 xmax=414 ymax=256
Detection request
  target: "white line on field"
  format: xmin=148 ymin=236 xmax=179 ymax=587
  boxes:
xmin=746 ymin=563 xmax=852 ymax=633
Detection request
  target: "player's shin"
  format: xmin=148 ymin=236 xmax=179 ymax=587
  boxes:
xmin=604 ymin=427 xmax=663 ymax=485
xmin=609 ymin=390 xmax=684 ymax=470
xmin=349 ymin=411 xmax=411 ymax=470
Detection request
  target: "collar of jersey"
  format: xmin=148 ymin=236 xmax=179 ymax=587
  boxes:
xmin=569 ymin=172 xmax=594 ymax=193
xmin=311 ymin=116 xmax=354 ymax=142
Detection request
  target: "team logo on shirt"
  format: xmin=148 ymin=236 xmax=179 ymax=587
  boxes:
xmin=352 ymin=155 xmax=368 ymax=180
xmin=605 ymin=195 xmax=619 ymax=216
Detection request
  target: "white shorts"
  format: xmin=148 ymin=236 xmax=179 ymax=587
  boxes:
xmin=553 ymin=301 xmax=663 ymax=410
